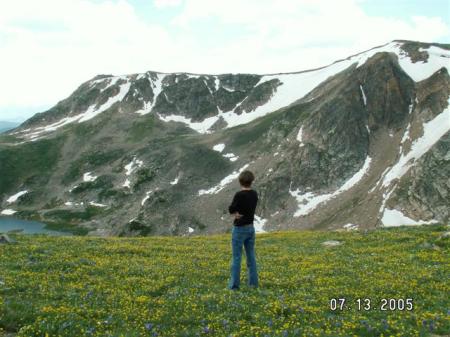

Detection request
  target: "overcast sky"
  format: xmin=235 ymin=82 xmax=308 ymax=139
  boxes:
xmin=0 ymin=0 xmax=449 ymax=122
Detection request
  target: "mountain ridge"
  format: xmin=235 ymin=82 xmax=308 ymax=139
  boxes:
xmin=1 ymin=40 xmax=449 ymax=236
xmin=65 ymin=39 xmax=450 ymax=80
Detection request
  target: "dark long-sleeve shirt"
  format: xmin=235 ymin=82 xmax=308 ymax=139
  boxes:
xmin=228 ymin=189 xmax=258 ymax=226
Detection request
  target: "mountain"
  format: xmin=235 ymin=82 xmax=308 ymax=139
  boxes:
xmin=0 ymin=121 xmax=19 ymax=134
xmin=0 ymin=40 xmax=449 ymax=236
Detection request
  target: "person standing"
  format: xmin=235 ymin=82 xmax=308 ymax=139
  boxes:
xmin=227 ymin=170 xmax=259 ymax=290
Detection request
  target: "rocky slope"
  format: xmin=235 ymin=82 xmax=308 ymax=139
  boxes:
xmin=0 ymin=40 xmax=449 ymax=236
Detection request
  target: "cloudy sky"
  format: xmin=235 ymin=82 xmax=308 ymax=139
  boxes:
xmin=0 ymin=0 xmax=449 ymax=122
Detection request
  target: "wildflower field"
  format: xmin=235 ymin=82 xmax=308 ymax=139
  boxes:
xmin=0 ymin=225 xmax=449 ymax=337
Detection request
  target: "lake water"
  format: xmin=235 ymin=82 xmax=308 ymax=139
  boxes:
xmin=0 ymin=216 xmax=70 ymax=236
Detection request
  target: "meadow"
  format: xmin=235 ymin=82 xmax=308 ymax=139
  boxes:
xmin=0 ymin=225 xmax=449 ymax=337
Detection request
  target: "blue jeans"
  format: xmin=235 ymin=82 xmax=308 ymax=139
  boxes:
xmin=228 ymin=224 xmax=258 ymax=289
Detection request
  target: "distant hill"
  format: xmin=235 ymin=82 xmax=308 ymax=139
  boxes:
xmin=0 ymin=121 xmax=19 ymax=133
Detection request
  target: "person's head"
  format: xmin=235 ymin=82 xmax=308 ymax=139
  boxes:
xmin=239 ymin=170 xmax=255 ymax=188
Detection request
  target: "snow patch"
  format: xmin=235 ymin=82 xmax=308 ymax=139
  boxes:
xmin=170 ymin=173 xmax=180 ymax=185
xmin=122 ymin=179 xmax=131 ymax=188
xmin=1 ymin=209 xmax=16 ymax=215
xmin=381 ymin=208 xmax=438 ymax=227
xmin=223 ymin=153 xmax=239 ymax=162
xmin=296 ymin=126 xmax=304 ymax=146
xmin=79 ymin=80 xmax=131 ymax=122
xmin=214 ymin=77 xmax=220 ymax=91
xmin=198 ymin=164 xmax=249 ymax=195
xmin=291 ymin=156 xmax=372 ymax=216
xmin=23 ymin=78 xmax=131 ymax=139
xmin=343 ymin=223 xmax=359 ymax=231
xmin=64 ymin=201 xmax=84 ymax=207
xmin=222 ymin=85 xmax=235 ymax=92
xmin=397 ymin=45 xmax=450 ymax=82
xmin=163 ymin=92 xmax=174 ymax=104
xmin=369 ymin=166 xmax=391 ymax=193
xmin=6 ymin=190 xmax=28 ymax=203
xmin=213 ymin=143 xmax=225 ymax=152
xmin=254 ymin=215 xmax=267 ymax=233
xmin=25 ymin=114 xmax=85 ymax=140
xmin=141 ymin=190 xmax=153 ymax=206
xmin=383 ymin=100 xmax=450 ymax=187
xmin=157 ymin=113 xmax=218 ymax=134
xmin=399 ymin=123 xmax=411 ymax=154
xmin=135 ymin=74 xmax=166 ymax=115
xmin=125 ymin=157 xmax=143 ymax=176
xmin=90 ymin=76 xmax=120 ymax=92
xmin=134 ymin=101 xmax=152 ymax=116
xmin=68 ymin=185 xmax=79 ymax=193
xmin=204 ymin=80 xmax=213 ymax=95
xmin=185 ymin=74 xmax=201 ymax=79
xmin=378 ymin=185 xmax=396 ymax=217
xmin=89 ymin=202 xmax=108 ymax=208
xmin=360 ymin=85 xmax=367 ymax=106
xmin=83 ymin=172 xmax=97 ymax=182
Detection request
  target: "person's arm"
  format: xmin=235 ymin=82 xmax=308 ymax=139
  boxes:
xmin=228 ymin=193 xmax=240 ymax=214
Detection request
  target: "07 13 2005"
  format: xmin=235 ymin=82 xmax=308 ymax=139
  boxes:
xmin=330 ymin=298 xmax=414 ymax=311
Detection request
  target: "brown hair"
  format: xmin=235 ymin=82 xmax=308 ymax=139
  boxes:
xmin=239 ymin=170 xmax=255 ymax=187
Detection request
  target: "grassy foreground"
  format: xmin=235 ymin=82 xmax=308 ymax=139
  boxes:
xmin=0 ymin=225 xmax=449 ymax=337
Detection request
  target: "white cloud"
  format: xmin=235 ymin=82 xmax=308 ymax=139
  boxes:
xmin=0 ymin=0 xmax=448 ymax=121
xmin=174 ymin=0 xmax=448 ymax=48
xmin=154 ymin=0 xmax=183 ymax=8
xmin=0 ymin=0 xmax=178 ymax=120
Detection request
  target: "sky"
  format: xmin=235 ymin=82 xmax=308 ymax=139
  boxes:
xmin=0 ymin=0 xmax=449 ymax=122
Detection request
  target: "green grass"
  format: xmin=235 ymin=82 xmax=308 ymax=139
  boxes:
xmin=42 ymin=206 xmax=107 ymax=232
xmin=45 ymin=221 xmax=89 ymax=235
xmin=0 ymin=136 xmax=64 ymax=194
xmin=62 ymin=150 xmax=125 ymax=184
xmin=42 ymin=221 xmax=90 ymax=236
xmin=0 ymin=134 xmax=20 ymax=143
xmin=126 ymin=115 xmax=157 ymax=142
xmin=0 ymin=225 xmax=449 ymax=337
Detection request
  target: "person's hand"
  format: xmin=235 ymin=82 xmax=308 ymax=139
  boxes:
xmin=233 ymin=212 xmax=242 ymax=219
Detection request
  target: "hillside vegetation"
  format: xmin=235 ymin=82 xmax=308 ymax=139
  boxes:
xmin=0 ymin=225 xmax=449 ymax=336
